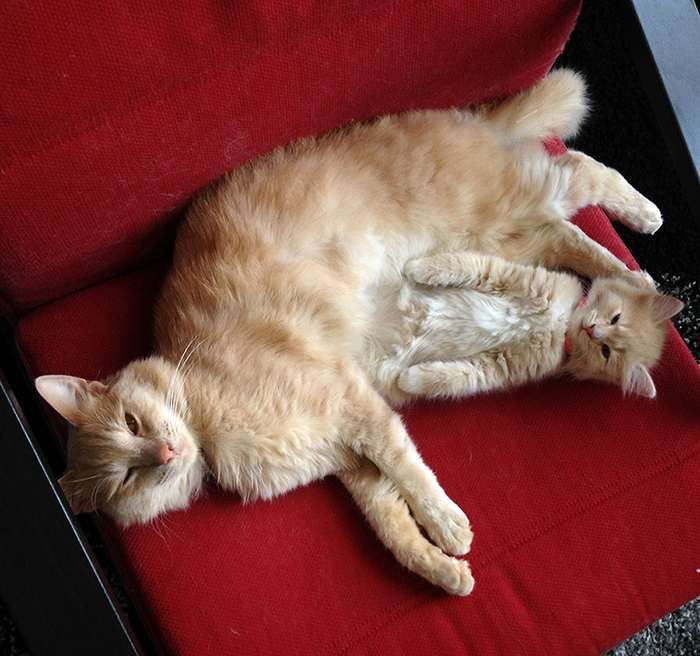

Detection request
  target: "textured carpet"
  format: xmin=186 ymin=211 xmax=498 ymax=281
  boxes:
xmin=2 ymin=2 xmax=699 ymax=654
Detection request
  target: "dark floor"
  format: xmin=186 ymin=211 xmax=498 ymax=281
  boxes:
xmin=2 ymin=2 xmax=699 ymax=655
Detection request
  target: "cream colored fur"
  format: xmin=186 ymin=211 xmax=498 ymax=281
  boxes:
xmin=35 ymin=69 xmax=677 ymax=596
xmin=366 ymin=252 xmax=681 ymax=403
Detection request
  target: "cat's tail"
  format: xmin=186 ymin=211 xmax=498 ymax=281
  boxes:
xmin=484 ymin=68 xmax=588 ymax=144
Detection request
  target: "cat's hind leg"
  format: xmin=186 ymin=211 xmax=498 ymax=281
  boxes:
xmin=556 ymin=150 xmax=663 ymax=234
xmin=399 ymin=355 xmax=504 ymax=398
xmin=398 ymin=341 xmax=560 ymax=399
xmin=339 ymin=459 xmax=474 ymax=595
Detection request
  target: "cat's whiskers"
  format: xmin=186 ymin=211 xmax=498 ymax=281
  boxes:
xmin=148 ymin=514 xmax=177 ymax=548
xmin=89 ymin=474 xmax=114 ymax=512
xmin=165 ymin=337 xmax=203 ymax=422
xmin=62 ymin=472 xmax=103 ymax=485
xmin=165 ymin=338 xmax=193 ymax=417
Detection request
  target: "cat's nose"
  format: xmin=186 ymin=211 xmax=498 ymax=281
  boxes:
xmin=583 ymin=324 xmax=596 ymax=338
xmin=157 ymin=443 xmax=177 ymax=465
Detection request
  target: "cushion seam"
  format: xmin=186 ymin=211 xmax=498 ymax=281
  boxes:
xmin=474 ymin=439 xmax=700 ymax=569
xmin=474 ymin=437 xmax=698 ymax=566
xmin=317 ymin=442 xmax=700 ymax=655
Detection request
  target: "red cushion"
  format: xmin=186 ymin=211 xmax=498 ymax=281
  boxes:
xmin=18 ymin=205 xmax=700 ymax=655
xmin=0 ymin=0 xmax=580 ymax=312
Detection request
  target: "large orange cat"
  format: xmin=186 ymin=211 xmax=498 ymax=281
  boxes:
xmin=36 ymin=69 xmax=675 ymax=595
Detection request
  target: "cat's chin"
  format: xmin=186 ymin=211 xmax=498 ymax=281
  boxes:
xmin=108 ymin=450 xmax=207 ymax=526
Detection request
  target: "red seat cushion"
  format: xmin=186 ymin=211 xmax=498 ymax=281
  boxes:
xmin=17 ymin=205 xmax=700 ymax=655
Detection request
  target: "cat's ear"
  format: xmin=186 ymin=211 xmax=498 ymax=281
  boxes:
xmin=35 ymin=375 xmax=107 ymax=425
xmin=647 ymin=294 xmax=684 ymax=323
xmin=623 ymin=364 xmax=656 ymax=398
xmin=58 ymin=470 xmax=95 ymax=515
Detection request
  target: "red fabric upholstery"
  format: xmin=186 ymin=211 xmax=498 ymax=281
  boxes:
xmin=16 ymin=207 xmax=700 ymax=655
xmin=0 ymin=0 xmax=579 ymax=312
xmin=6 ymin=1 xmax=700 ymax=654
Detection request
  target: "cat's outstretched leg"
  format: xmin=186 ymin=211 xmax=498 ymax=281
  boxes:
xmin=339 ymin=459 xmax=474 ymax=595
xmin=556 ymin=150 xmax=663 ymax=234
xmin=397 ymin=342 xmax=558 ymax=398
xmin=496 ymin=149 xmax=663 ymax=282
xmin=345 ymin=382 xmax=473 ymax=557
xmin=514 ymin=219 xmax=655 ymax=286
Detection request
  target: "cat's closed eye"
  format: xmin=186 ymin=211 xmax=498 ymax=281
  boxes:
xmin=125 ymin=413 xmax=139 ymax=435
xmin=610 ymin=314 xmax=621 ymax=325
xmin=123 ymin=468 xmax=135 ymax=484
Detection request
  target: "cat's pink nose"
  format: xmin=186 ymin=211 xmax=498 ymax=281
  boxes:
xmin=157 ymin=443 xmax=177 ymax=465
xmin=583 ymin=324 xmax=596 ymax=338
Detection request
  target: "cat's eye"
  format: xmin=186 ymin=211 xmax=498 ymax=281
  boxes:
xmin=611 ymin=314 xmax=621 ymax=325
xmin=125 ymin=413 xmax=139 ymax=435
xmin=601 ymin=344 xmax=611 ymax=360
xmin=123 ymin=468 xmax=135 ymax=484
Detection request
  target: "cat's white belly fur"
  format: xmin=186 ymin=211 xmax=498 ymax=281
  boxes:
xmin=401 ymin=284 xmax=572 ymax=366
xmin=416 ymin=288 xmax=533 ymax=356
xmin=362 ymin=268 xmax=581 ymax=404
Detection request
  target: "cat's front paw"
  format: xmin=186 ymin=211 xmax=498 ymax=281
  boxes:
xmin=403 ymin=259 xmax=433 ymax=285
xmin=419 ymin=546 xmax=475 ymax=595
xmin=435 ymin=557 xmax=475 ymax=596
xmin=415 ymin=497 xmax=474 ymax=556
xmin=397 ymin=367 xmax=422 ymax=395
xmin=614 ymin=197 xmax=663 ymax=234
xmin=440 ymin=505 xmax=474 ymax=556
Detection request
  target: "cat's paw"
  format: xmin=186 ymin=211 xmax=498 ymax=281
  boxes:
xmin=625 ymin=269 xmax=658 ymax=291
xmin=433 ymin=556 xmax=475 ymax=596
xmin=397 ymin=366 xmax=424 ymax=395
xmin=612 ymin=197 xmax=663 ymax=234
xmin=418 ymin=545 xmax=475 ymax=595
xmin=634 ymin=198 xmax=663 ymax=234
xmin=403 ymin=259 xmax=433 ymax=285
xmin=417 ymin=497 xmax=474 ymax=556
xmin=438 ymin=502 xmax=474 ymax=556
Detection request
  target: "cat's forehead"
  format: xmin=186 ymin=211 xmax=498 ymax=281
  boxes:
xmin=107 ymin=357 xmax=174 ymax=400
xmin=589 ymin=279 xmax=634 ymax=305
xmin=111 ymin=372 xmax=164 ymax=403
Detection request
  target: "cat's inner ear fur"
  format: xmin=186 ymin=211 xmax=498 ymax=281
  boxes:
xmin=648 ymin=294 xmax=684 ymax=323
xmin=35 ymin=375 xmax=108 ymax=426
xmin=624 ymin=364 xmax=657 ymax=398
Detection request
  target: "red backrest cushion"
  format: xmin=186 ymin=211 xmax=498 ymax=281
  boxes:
xmin=0 ymin=0 xmax=581 ymax=313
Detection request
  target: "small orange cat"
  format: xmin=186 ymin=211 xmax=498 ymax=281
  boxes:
xmin=365 ymin=252 xmax=682 ymax=404
xmin=36 ymin=69 xmax=673 ymax=595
